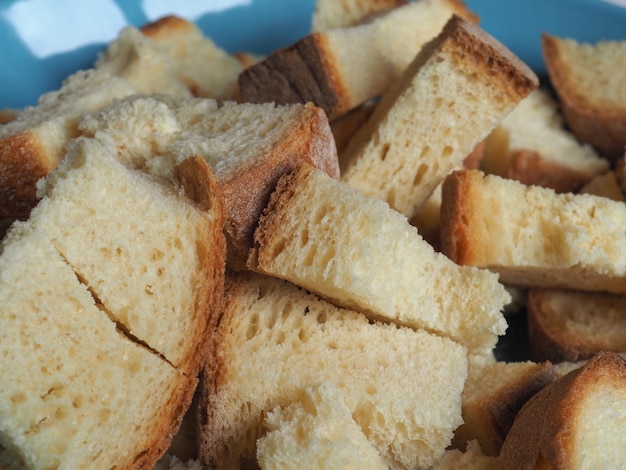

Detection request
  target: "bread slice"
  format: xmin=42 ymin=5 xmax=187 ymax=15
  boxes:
xmin=440 ymin=168 xmax=626 ymax=294
xmin=527 ymin=288 xmax=626 ymax=363
xmin=0 ymin=69 xmax=137 ymax=218
xmin=0 ymin=226 xmax=195 ymax=469
xmin=256 ymin=381 xmax=388 ymax=469
xmin=238 ymin=0 xmax=478 ymax=119
xmin=499 ymin=351 xmax=626 ymax=469
xmin=198 ymin=272 xmax=468 ymax=469
xmin=78 ymin=95 xmax=339 ymax=270
xmin=542 ymin=34 xmax=626 ymax=161
xmin=248 ymin=162 xmax=508 ymax=354
xmin=139 ymin=15 xmax=244 ymax=101
xmin=481 ymin=88 xmax=608 ymax=193
xmin=452 ymin=360 xmax=557 ymax=456
xmin=311 ymin=0 xmax=407 ymax=31
xmin=25 ymin=137 xmax=226 ymax=376
xmin=339 ymin=14 xmax=538 ymax=218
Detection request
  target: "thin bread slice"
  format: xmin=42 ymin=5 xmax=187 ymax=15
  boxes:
xmin=440 ymin=169 xmax=626 ymax=294
xmin=256 ymin=381 xmax=388 ymax=469
xmin=0 ymin=70 xmax=137 ymax=218
xmin=499 ymin=351 xmax=626 ymax=469
xmin=248 ymin=162 xmax=509 ymax=354
xmin=238 ymin=0 xmax=478 ymax=119
xmin=339 ymin=14 xmax=538 ymax=218
xmin=198 ymin=272 xmax=468 ymax=469
xmin=481 ymin=88 xmax=608 ymax=193
xmin=527 ymin=288 xmax=626 ymax=363
xmin=26 ymin=137 xmax=226 ymax=376
xmin=0 ymin=226 xmax=195 ymax=469
xmin=542 ymin=34 xmax=626 ymax=161
xmin=311 ymin=0 xmax=407 ymax=31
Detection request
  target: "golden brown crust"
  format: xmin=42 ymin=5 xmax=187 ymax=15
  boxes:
xmin=0 ymin=109 xmax=18 ymax=124
xmin=0 ymin=130 xmax=59 ymax=218
xmin=223 ymin=104 xmax=338 ymax=271
xmin=508 ymin=149 xmax=593 ymax=193
xmin=542 ymin=33 xmax=626 ymax=162
xmin=499 ymin=351 xmax=626 ymax=469
xmin=140 ymin=14 xmax=195 ymax=39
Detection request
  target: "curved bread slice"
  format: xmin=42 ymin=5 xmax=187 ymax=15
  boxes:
xmin=527 ymin=288 xmax=626 ymax=363
xmin=198 ymin=272 xmax=468 ymax=469
xmin=248 ymin=162 xmax=508 ymax=354
xmin=238 ymin=0 xmax=478 ymax=119
xmin=440 ymin=169 xmax=626 ymax=294
xmin=499 ymin=351 xmax=626 ymax=469
xmin=339 ymin=14 xmax=538 ymax=218
xmin=0 ymin=226 xmax=195 ymax=469
xmin=542 ymin=34 xmax=626 ymax=162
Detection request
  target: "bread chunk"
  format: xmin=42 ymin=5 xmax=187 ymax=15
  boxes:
xmin=25 ymin=137 xmax=226 ymax=377
xmin=256 ymin=381 xmax=388 ymax=469
xmin=440 ymin=169 xmax=626 ymax=294
xmin=339 ymin=14 xmax=538 ymax=218
xmin=499 ymin=351 xmax=626 ymax=469
xmin=527 ymin=288 xmax=626 ymax=363
xmin=238 ymin=0 xmax=478 ymax=119
xmin=311 ymin=0 xmax=407 ymax=31
xmin=198 ymin=272 xmax=468 ymax=469
xmin=482 ymin=88 xmax=608 ymax=193
xmin=542 ymin=34 xmax=626 ymax=161
xmin=248 ymin=162 xmax=509 ymax=354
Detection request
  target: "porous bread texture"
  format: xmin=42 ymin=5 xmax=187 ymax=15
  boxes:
xmin=27 ymin=136 xmax=226 ymax=376
xmin=452 ymin=360 xmax=557 ymax=456
xmin=440 ymin=169 xmax=626 ymax=294
xmin=94 ymin=26 xmax=192 ymax=99
xmin=0 ymin=69 xmax=137 ymax=218
xmin=139 ymin=15 xmax=244 ymax=101
xmin=430 ymin=440 xmax=497 ymax=470
xmin=78 ymin=94 xmax=339 ymax=270
xmin=256 ymin=381 xmax=387 ymax=470
xmin=311 ymin=0 xmax=407 ymax=31
xmin=542 ymin=34 xmax=626 ymax=161
xmin=238 ymin=0 xmax=478 ymax=119
xmin=482 ymin=87 xmax=608 ymax=193
xmin=339 ymin=14 xmax=538 ymax=219
xmin=248 ymin=163 xmax=509 ymax=354
xmin=199 ymin=272 xmax=468 ymax=470
xmin=499 ymin=351 xmax=626 ymax=469
xmin=0 ymin=226 xmax=194 ymax=469
xmin=527 ymin=288 xmax=626 ymax=363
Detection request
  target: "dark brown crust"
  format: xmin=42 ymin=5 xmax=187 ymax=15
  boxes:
xmin=222 ymin=103 xmax=338 ymax=271
xmin=499 ymin=351 xmax=626 ymax=469
xmin=508 ymin=149 xmax=593 ymax=194
xmin=0 ymin=109 xmax=18 ymax=124
xmin=542 ymin=33 xmax=626 ymax=162
xmin=0 ymin=130 xmax=58 ymax=219
xmin=238 ymin=32 xmax=349 ymax=119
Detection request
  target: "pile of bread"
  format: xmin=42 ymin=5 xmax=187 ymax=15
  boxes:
xmin=1 ymin=0 xmax=625 ymax=468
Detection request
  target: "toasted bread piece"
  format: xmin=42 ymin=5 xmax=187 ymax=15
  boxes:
xmin=542 ymin=34 xmax=626 ymax=162
xmin=311 ymin=0 xmax=407 ymax=31
xmin=0 ymin=70 xmax=137 ymax=218
xmin=330 ymin=101 xmax=377 ymax=154
xmin=452 ymin=360 xmax=557 ymax=456
xmin=139 ymin=15 xmax=244 ymax=100
xmin=248 ymin=163 xmax=508 ymax=354
xmin=26 ymin=137 xmax=226 ymax=376
xmin=339 ymin=15 xmax=538 ymax=218
xmin=481 ymin=88 xmax=608 ymax=192
xmin=0 ymin=227 xmax=195 ymax=469
xmin=499 ymin=351 xmax=626 ymax=469
xmin=238 ymin=0 xmax=478 ymax=119
xmin=256 ymin=381 xmax=388 ymax=469
xmin=198 ymin=272 xmax=468 ymax=469
xmin=527 ymin=288 xmax=626 ymax=363
xmin=79 ymin=95 xmax=339 ymax=270
xmin=440 ymin=169 xmax=626 ymax=294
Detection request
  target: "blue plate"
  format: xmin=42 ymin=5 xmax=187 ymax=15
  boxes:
xmin=1 ymin=0 xmax=625 ymax=108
